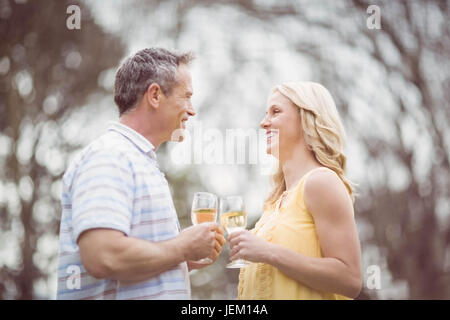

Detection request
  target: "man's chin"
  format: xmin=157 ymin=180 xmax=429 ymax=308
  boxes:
xmin=170 ymin=128 xmax=185 ymax=142
xmin=177 ymin=134 xmax=185 ymax=142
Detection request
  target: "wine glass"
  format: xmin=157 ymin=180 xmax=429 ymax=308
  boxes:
xmin=191 ymin=192 xmax=218 ymax=264
xmin=220 ymin=196 xmax=249 ymax=268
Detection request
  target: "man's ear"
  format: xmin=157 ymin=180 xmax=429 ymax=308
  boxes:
xmin=145 ymin=83 xmax=163 ymax=109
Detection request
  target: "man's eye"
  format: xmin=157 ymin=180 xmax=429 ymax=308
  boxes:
xmin=273 ymin=109 xmax=280 ymax=113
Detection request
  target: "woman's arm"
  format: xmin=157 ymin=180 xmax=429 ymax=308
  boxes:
xmin=229 ymin=170 xmax=362 ymax=298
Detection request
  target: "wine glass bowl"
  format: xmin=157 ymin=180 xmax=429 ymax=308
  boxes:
xmin=191 ymin=192 xmax=218 ymax=264
xmin=220 ymin=196 xmax=249 ymax=268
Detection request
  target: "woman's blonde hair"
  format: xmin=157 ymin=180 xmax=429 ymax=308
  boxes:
xmin=264 ymin=81 xmax=355 ymax=209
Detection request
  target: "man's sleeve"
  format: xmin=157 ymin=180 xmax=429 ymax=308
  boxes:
xmin=70 ymin=149 xmax=134 ymax=243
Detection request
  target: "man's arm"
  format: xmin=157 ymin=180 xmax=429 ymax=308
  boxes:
xmin=78 ymin=222 xmax=219 ymax=282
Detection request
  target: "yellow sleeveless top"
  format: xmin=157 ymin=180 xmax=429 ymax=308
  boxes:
xmin=238 ymin=167 xmax=351 ymax=300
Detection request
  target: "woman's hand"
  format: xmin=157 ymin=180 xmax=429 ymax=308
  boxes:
xmin=228 ymin=230 xmax=271 ymax=263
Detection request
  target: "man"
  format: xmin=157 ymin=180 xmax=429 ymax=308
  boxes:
xmin=57 ymin=48 xmax=225 ymax=300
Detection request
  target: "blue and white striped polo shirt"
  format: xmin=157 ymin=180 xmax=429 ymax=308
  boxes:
xmin=56 ymin=122 xmax=190 ymax=300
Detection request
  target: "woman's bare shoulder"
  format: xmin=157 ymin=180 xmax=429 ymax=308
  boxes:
xmin=304 ymin=168 xmax=353 ymax=218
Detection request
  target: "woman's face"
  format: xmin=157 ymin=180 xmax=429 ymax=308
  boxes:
xmin=260 ymin=91 xmax=305 ymax=159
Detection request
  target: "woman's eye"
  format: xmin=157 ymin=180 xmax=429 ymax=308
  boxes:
xmin=273 ymin=109 xmax=280 ymax=113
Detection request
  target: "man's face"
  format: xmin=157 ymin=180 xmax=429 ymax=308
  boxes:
xmin=160 ymin=63 xmax=195 ymax=141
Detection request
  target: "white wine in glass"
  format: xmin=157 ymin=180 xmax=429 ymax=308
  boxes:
xmin=220 ymin=196 xmax=249 ymax=268
xmin=220 ymin=211 xmax=246 ymax=233
xmin=191 ymin=192 xmax=217 ymax=264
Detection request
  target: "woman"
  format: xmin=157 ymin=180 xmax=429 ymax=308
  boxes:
xmin=229 ymin=82 xmax=362 ymax=299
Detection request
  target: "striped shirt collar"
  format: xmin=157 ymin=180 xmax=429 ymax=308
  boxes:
xmin=107 ymin=121 xmax=157 ymax=159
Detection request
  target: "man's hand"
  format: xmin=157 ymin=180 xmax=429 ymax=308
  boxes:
xmin=187 ymin=225 xmax=226 ymax=270
xmin=210 ymin=225 xmax=226 ymax=261
xmin=178 ymin=222 xmax=218 ymax=262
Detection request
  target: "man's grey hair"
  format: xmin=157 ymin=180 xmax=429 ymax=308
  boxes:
xmin=114 ymin=48 xmax=194 ymax=115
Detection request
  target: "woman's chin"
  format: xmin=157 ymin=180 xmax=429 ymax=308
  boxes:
xmin=266 ymin=145 xmax=279 ymax=158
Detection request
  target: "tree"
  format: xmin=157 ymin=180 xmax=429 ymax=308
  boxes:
xmin=203 ymin=0 xmax=450 ymax=299
xmin=133 ymin=0 xmax=450 ymax=299
xmin=348 ymin=0 xmax=450 ymax=299
xmin=0 ymin=0 xmax=124 ymax=299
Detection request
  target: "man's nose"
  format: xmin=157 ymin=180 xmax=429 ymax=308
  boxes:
xmin=187 ymin=103 xmax=196 ymax=117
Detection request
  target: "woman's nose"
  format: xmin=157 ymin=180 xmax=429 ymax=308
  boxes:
xmin=260 ymin=116 xmax=269 ymax=129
